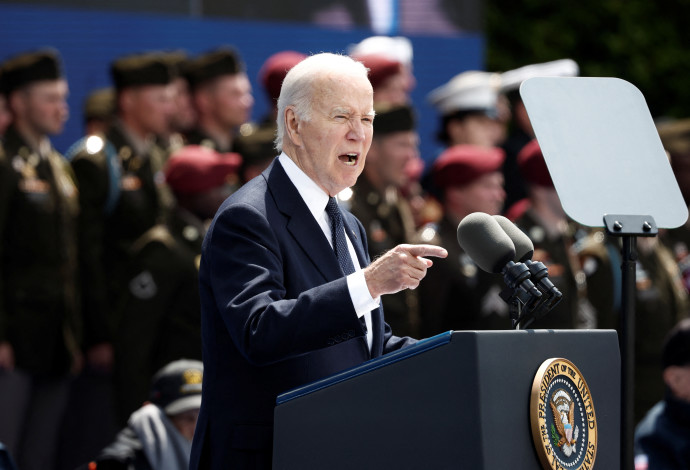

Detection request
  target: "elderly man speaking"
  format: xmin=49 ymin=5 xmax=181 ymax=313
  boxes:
xmin=189 ymin=53 xmax=447 ymax=469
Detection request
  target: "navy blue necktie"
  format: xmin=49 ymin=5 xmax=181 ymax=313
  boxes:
xmin=326 ymin=197 xmax=356 ymax=276
xmin=327 ymin=197 xmax=369 ymax=336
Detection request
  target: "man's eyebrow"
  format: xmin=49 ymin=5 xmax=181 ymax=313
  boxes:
xmin=330 ymin=107 xmax=375 ymax=117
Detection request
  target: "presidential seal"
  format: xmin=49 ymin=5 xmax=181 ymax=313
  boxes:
xmin=530 ymin=358 xmax=597 ymax=470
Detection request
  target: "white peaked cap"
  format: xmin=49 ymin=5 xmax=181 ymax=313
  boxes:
xmin=348 ymin=36 xmax=413 ymax=66
xmin=500 ymin=58 xmax=579 ymax=93
xmin=427 ymin=71 xmax=502 ymax=116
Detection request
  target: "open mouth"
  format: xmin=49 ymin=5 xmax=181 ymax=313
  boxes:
xmin=338 ymin=153 xmax=359 ymax=166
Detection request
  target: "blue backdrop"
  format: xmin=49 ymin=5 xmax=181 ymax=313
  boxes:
xmin=0 ymin=2 xmax=484 ymax=165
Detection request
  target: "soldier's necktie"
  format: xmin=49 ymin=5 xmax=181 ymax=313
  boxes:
xmin=326 ymin=197 xmax=356 ymax=276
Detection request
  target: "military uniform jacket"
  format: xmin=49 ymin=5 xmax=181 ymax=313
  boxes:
xmin=417 ymin=216 xmax=509 ymax=335
xmin=349 ymin=176 xmax=420 ymax=336
xmin=598 ymin=237 xmax=689 ymax=422
xmin=0 ymin=126 xmax=80 ymax=376
xmin=184 ymin=128 xmax=231 ymax=153
xmin=70 ymin=123 xmax=168 ymax=347
xmin=113 ymin=207 xmax=203 ymax=424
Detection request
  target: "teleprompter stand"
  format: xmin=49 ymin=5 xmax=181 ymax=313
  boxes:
xmin=521 ymin=77 xmax=688 ymax=470
xmin=603 ymin=214 xmax=658 ymax=470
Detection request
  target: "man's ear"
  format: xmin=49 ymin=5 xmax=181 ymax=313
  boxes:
xmin=284 ymin=107 xmax=302 ymax=147
xmin=8 ymin=90 xmax=26 ymax=117
xmin=119 ymin=88 xmax=134 ymax=115
xmin=194 ymin=86 xmax=212 ymax=114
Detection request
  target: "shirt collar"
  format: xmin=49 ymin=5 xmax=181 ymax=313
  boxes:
xmin=279 ymin=152 xmax=330 ymax=220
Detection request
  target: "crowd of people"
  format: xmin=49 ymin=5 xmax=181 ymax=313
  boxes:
xmin=0 ymin=35 xmax=689 ymax=470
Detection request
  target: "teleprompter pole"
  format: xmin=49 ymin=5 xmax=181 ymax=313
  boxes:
xmin=604 ymin=214 xmax=657 ymax=470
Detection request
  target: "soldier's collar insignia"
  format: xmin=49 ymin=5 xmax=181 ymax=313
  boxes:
xmin=530 ymin=358 xmax=598 ymax=470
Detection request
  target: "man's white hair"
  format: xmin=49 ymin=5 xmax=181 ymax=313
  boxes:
xmin=274 ymin=53 xmax=369 ymax=152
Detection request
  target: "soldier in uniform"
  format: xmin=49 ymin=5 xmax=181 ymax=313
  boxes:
xmin=0 ymin=49 xmax=80 ymax=470
xmin=417 ymin=144 xmax=509 ymax=335
xmin=348 ymin=104 xmax=421 ymax=336
xmin=351 ymin=53 xmax=411 ymax=106
xmin=257 ymin=50 xmax=306 ymax=127
xmin=348 ymin=35 xmax=416 ymax=102
xmin=231 ymin=50 xmax=305 ymax=184
xmin=656 ymin=118 xmax=690 ymax=293
xmin=82 ymin=87 xmax=115 ymax=137
xmin=421 ymin=70 xmax=507 ymax=222
xmin=113 ymin=145 xmax=241 ymax=424
xmin=588 ymin=232 xmax=689 ymax=423
xmin=158 ymin=51 xmax=196 ymax=155
xmin=185 ymin=47 xmax=253 ymax=153
xmin=498 ymin=59 xmax=579 ymax=211
xmin=69 ymin=52 xmax=177 ymax=374
xmin=234 ymin=125 xmax=277 ymax=184
xmin=427 ymin=70 xmax=506 ymax=151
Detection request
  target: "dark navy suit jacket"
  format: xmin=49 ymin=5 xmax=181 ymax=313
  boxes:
xmin=189 ymin=158 xmax=415 ymax=469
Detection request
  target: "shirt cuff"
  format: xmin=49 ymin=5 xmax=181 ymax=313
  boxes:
xmin=346 ymin=270 xmax=380 ymax=318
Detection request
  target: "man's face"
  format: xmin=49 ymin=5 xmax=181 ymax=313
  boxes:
xmin=16 ymin=79 xmax=69 ymax=136
xmin=448 ymin=113 xmax=504 ymax=148
xmin=125 ymin=84 xmax=176 ymax=137
xmin=368 ymin=130 xmax=419 ymax=189
xmin=168 ymin=408 xmax=200 ymax=442
xmin=210 ymin=73 xmax=253 ymax=130
xmin=290 ymin=74 xmax=374 ymax=196
xmin=446 ymin=171 xmax=506 ymax=218
xmin=374 ymin=71 xmax=412 ymax=106
xmin=665 ymin=365 xmax=690 ymax=403
xmin=169 ymin=77 xmax=196 ymax=133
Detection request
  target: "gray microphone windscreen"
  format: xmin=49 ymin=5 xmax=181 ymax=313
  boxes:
xmin=456 ymin=212 xmax=516 ymax=273
xmin=493 ymin=215 xmax=534 ymax=262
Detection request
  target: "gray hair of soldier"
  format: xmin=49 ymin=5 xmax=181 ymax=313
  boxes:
xmin=274 ymin=53 xmax=369 ymax=152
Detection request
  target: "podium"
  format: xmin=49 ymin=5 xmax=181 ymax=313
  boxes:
xmin=273 ymin=330 xmax=620 ymax=469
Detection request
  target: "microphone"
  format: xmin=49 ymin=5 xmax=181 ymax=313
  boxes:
xmin=457 ymin=213 xmax=542 ymax=310
xmin=493 ymin=215 xmax=563 ymax=316
xmin=456 ymin=212 xmax=515 ymax=273
xmin=492 ymin=215 xmax=533 ymax=262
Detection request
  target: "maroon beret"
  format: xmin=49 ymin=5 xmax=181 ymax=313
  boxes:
xmin=259 ymin=51 xmax=306 ymax=104
xmin=517 ymin=139 xmax=554 ymax=188
xmin=433 ymin=145 xmax=505 ymax=188
xmin=165 ymin=145 xmax=242 ymax=194
xmin=353 ymin=53 xmax=403 ymax=90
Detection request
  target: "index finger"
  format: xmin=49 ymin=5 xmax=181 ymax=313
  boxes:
xmin=403 ymin=244 xmax=448 ymax=258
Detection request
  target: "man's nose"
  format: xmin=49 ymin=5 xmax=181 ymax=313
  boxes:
xmin=347 ymin=119 xmax=366 ymax=141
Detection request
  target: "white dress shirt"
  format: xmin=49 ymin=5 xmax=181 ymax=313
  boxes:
xmin=279 ymin=153 xmax=378 ymax=350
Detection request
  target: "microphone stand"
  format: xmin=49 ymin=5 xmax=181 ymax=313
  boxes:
xmin=500 ymin=260 xmax=563 ymax=330
xmin=498 ymin=262 xmax=542 ymax=329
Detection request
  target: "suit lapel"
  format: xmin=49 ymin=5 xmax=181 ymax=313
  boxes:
xmin=265 ymin=160 xmax=384 ymax=356
xmin=265 ymin=160 xmax=342 ymax=282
